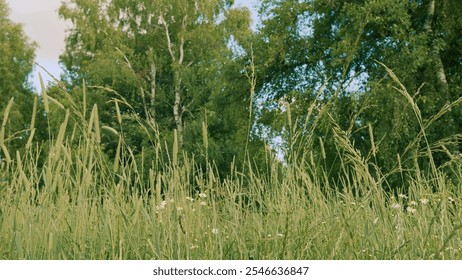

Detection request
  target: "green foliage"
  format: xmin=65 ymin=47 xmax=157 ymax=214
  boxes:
xmin=57 ymin=0 xmax=263 ymax=177
xmin=1 ymin=78 xmax=462 ymax=259
xmin=0 ymin=0 xmax=38 ymax=158
xmin=253 ymin=0 xmax=462 ymax=190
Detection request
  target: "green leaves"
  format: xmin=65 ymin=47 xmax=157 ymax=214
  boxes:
xmin=57 ymin=0 xmax=261 ymax=176
xmin=0 ymin=0 xmax=38 ymax=157
xmin=252 ymin=0 xmax=462 ymax=190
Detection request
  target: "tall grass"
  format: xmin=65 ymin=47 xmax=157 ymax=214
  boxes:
xmin=0 ymin=69 xmax=462 ymax=260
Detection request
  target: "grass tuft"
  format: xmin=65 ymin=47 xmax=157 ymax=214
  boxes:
xmin=1 ymin=67 xmax=462 ymax=260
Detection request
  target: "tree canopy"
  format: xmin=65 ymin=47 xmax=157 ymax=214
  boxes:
xmin=253 ymin=0 xmax=462 ymax=189
xmin=0 ymin=0 xmax=37 ymax=157
xmin=57 ymin=0 xmax=266 ymax=177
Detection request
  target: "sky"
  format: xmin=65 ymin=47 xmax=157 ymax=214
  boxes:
xmin=5 ymin=0 xmax=258 ymax=91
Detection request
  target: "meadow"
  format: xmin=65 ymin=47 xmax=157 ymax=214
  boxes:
xmin=0 ymin=72 xmax=461 ymax=260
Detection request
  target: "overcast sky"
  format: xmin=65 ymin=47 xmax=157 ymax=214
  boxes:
xmin=5 ymin=0 xmax=257 ymax=90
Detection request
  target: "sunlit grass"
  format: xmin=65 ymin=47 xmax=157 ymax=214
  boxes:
xmin=1 ymin=71 xmax=462 ymax=260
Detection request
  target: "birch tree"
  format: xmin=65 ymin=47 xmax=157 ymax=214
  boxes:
xmin=59 ymin=0 xmax=259 ymax=174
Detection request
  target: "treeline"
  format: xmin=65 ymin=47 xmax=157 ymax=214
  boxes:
xmin=1 ymin=0 xmax=461 ymax=193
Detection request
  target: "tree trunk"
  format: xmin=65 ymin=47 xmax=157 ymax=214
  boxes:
xmin=173 ymin=70 xmax=184 ymax=147
xmin=423 ymin=0 xmax=456 ymax=152
xmin=424 ymin=0 xmax=449 ymax=95
xmin=149 ymin=62 xmax=156 ymax=123
xmin=160 ymin=13 xmax=186 ymax=147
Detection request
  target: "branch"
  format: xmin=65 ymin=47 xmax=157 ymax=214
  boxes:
xmin=178 ymin=14 xmax=188 ymax=65
xmin=159 ymin=14 xmax=175 ymax=62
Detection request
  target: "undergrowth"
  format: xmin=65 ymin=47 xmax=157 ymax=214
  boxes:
xmin=0 ymin=69 xmax=461 ymax=260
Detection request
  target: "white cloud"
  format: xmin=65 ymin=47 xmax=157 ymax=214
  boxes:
xmin=6 ymin=0 xmax=66 ymax=60
xmin=5 ymin=0 xmax=66 ymax=88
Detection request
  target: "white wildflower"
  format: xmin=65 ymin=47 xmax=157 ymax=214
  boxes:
xmin=391 ymin=203 xmax=401 ymax=209
xmin=156 ymin=200 xmax=167 ymax=210
xmin=212 ymin=228 xmax=219 ymax=235
xmin=406 ymin=206 xmax=417 ymax=214
xmin=420 ymin=198 xmax=429 ymax=205
xmin=199 ymin=193 xmax=207 ymax=198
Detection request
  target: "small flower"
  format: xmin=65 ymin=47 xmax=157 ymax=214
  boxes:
xmin=406 ymin=206 xmax=417 ymax=214
xmin=420 ymin=198 xmax=429 ymax=205
xmin=267 ymin=234 xmax=272 ymax=238
xmin=409 ymin=201 xmax=418 ymax=206
xmin=199 ymin=193 xmax=207 ymax=198
xmin=212 ymin=228 xmax=219 ymax=235
xmin=156 ymin=200 xmax=167 ymax=210
xmin=448 ymin=197 xmax=455 ymax=203
xmin=391 ymin=203 xmax=401 ymax=209
xmin=170 ymin=198 xmax=175 ymax=203
xmin=200 ymin=201 xmax=207 ymax=206
xmin=276 ymin=233 xmax=284 ymax=238
xmin=398 ymin=194 xmax=408 ymax=199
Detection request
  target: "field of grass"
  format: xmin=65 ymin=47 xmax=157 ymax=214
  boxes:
xmin=1 ymin=74 xmax=462 ymax=260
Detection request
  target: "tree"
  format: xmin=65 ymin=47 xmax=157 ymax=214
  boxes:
xmin=58 ymin=0 xmax=263 ymax=177
xmin=0 ymin=0 xmax=37 ymax=159
xmin=254 ymin=0 xmax=462 ymax=189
